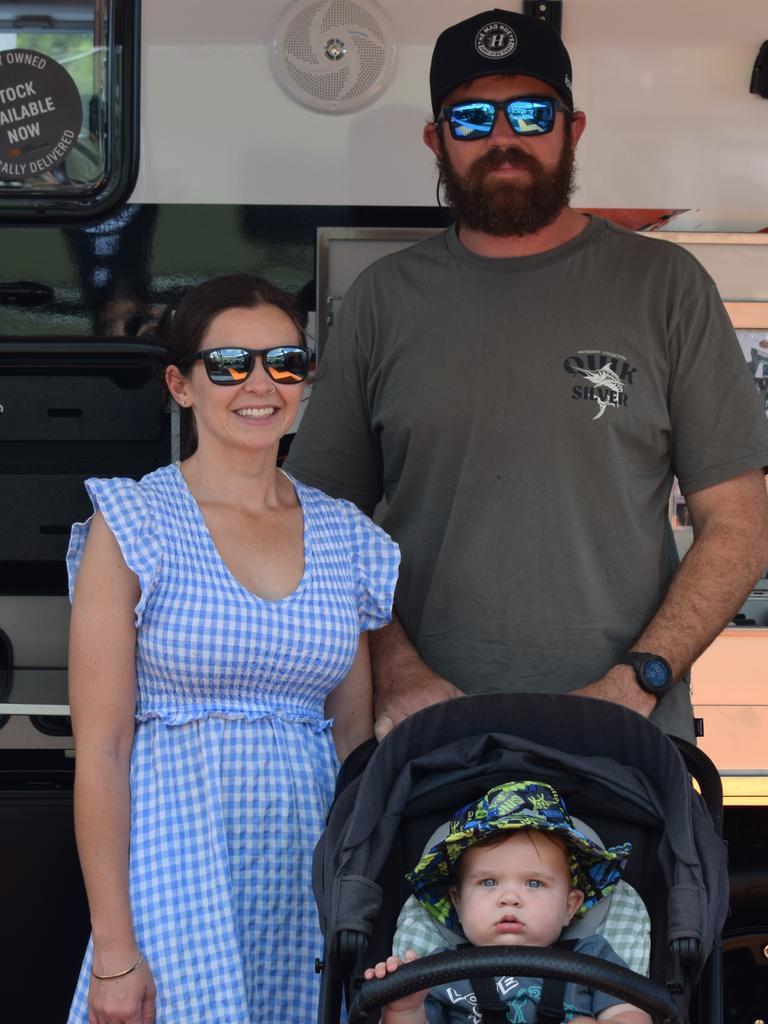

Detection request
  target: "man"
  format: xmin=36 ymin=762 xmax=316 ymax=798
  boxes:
xmin=286 ymin=9 xmax=768 ymax=742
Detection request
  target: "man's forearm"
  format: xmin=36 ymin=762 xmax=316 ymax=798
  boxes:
xmin=369 ymin=617 xmax=433 ymax=697
xmin=368 ymin=616 xmax=464 ymax=737
xmin=573 ymin=471 xmax=768 ymax=714
xmin=633 ymin=491 xmax=768 ymax=680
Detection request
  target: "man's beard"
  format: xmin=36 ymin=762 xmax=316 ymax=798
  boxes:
xmin=437 ymin=129 xmax=577 ymax=237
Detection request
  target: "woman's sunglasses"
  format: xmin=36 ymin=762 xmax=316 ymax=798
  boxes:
xmin=185 ymin=346 xmax=312 ymax=386
xmin=436 ymin=96 xmax=571 ymax=141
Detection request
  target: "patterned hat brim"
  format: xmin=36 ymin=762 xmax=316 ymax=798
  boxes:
xmin=407 ymin=806 xmax=632 ymax=932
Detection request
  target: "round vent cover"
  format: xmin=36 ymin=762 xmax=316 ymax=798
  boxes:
xmin=271 ymin=0 xmax=397 ymax=113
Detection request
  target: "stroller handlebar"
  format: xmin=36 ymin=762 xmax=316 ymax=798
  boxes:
xmin=348 ymin=945 xmax=684 ymax=1024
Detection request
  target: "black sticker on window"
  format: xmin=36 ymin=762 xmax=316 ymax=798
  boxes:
xmin=0 ymin=48 xmax=83 ymax=180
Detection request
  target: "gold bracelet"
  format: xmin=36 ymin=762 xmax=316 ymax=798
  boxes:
xmin=92 ymin=952 xmax=145 ymax=980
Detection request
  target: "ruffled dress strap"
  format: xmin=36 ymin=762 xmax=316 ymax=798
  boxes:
xmin=66 ymin=475 xmax=162 ymax=625
xmin=293 ymin=478 xmax=399 ymax=631
xmin=343 ymin=500 xmax=400 ymax=631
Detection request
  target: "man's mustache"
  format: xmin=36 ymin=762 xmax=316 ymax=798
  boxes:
xmin=473 ymin=147 xmax=542 ymax=174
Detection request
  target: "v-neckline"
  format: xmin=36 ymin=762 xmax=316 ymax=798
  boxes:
xmin=172 ymin=463 xmax=311 ymax=604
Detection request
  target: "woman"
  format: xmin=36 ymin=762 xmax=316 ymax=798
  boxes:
xmin=66 ymin=274 xmax=399 ymax=1024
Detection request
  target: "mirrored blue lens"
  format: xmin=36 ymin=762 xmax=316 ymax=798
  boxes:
xmin=507 ymin=99 xmax=555 ymax=134
xmin=448 ymin=102 xmax=496 ymax=139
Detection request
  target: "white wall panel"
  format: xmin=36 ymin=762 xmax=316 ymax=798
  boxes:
xmin=133 ymin=0 xmax=768 ymax=228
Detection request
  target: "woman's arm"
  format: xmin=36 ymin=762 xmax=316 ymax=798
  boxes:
xmin=69 ymin=511 xmax=156 ymax=1023
xmin=324 ymin=633 xmax=374 ymax=761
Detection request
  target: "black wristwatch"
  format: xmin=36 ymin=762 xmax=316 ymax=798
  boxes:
xmin=619 ymin=651 xmax=673 ymax=696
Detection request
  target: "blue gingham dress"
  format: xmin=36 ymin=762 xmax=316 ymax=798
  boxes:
xmin=66 ymin=463 xmax=399 ymax=1024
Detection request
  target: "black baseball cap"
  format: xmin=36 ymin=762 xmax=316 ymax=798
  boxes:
xmin=429 ymin=9 xmax=573 ymax=116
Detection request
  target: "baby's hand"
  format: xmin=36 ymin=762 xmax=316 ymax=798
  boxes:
xmin=364 ymin=950 xmax=428 ymax=1014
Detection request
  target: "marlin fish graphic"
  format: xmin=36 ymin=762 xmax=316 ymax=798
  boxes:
xmin=577 ymin=361 xmax=624 ymax=420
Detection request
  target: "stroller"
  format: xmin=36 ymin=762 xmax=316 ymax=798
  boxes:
xmin=313 ymin=693 xmax=728 ymax=1023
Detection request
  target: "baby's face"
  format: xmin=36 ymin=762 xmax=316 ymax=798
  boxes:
xmin=449 ymin=831 xmax=584 ymax=947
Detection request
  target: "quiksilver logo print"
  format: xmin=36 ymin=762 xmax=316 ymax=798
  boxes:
xmin=563 ymin=350 xmax=637 ymax=420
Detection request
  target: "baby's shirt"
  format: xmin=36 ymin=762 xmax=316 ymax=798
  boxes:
xmin=425 ymin=934 xmax=629 ymax=1023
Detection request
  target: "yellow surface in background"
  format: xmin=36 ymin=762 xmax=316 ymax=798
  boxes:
xmin=720 ymin=776 xmax=768 ymax=806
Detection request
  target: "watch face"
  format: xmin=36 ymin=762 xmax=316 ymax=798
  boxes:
xmin=642 ymin=657 xmax=671 ymax=690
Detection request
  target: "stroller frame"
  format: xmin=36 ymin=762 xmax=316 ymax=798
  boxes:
xmin=313 ymin=693 xmax=727 ymax=1024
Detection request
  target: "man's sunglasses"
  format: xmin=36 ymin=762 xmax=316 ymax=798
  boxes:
xmin=185 ymin=346 xmax=312 ymax=385
xmin=436 ymin=96 xmax=571 ymax=141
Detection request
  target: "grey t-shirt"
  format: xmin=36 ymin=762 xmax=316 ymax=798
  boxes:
xmin=424 ymin=935 xmax=629 ymax=1023
xmin=287 ymin=217 xmax=768 ymax=739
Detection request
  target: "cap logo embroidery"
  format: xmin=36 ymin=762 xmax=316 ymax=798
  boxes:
xmin=474 ymin=21 xmax=517 ymax=60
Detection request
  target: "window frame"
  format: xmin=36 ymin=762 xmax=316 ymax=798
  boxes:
xmin=0 ymin=0 xmax=140 ymax=224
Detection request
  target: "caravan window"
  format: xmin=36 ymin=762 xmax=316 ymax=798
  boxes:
xmin=0 ymin=1 xmax=138 ymax=220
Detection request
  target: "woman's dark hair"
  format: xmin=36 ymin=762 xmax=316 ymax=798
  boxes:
xmin=156 ymin=274 xmax=307 ymax=456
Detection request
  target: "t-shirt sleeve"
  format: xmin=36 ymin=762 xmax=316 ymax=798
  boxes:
xmin=285 ymin=273 xmax=385 ymax=512
xmin=340 ymin=498 xmax=400 ymax=631
xmin=669 ymin=274 xmax=768 ymax=494
xmin=66 ymin=476 xmax=162 ymax=625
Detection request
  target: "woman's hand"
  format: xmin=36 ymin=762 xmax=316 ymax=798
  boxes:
xmin=88 ymin=954 xmax=156 ymax=1024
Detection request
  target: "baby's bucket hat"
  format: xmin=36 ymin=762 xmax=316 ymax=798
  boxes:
xmin=407 ymin=779 xmax=632 ymax=931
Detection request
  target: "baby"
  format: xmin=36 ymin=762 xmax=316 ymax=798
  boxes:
xmin=365 ymin=780 xmax=651 ymax=1024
